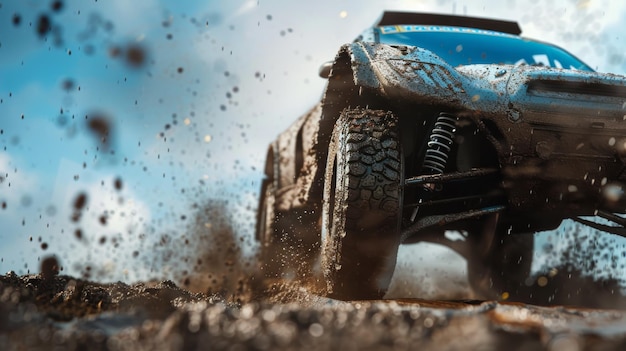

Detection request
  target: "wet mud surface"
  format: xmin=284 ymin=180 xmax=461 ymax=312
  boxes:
xmin=3 ymin=270 xmax=626 ymax=351
xmin=3 ymin=203 xmax=626 ymax=350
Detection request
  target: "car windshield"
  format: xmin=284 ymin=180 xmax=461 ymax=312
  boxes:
xmin=377 ymin=26 xmax=593 ymax=71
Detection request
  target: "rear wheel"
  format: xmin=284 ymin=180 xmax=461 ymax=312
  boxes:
xmin=257 ymin=179 xmax=283 ymax=278
xmin=467 ymin=214 xmax=534 ymax=300
xmin=257 ymin=179 xmax=320 ymax=281
xmin=321 ymin=108 xmax=403 ymax=300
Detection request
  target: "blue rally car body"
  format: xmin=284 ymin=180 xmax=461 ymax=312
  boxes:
xmin=256 ymin=12 xmax=626 ymax=300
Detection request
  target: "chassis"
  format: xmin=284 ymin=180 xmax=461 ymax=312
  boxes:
xmin=256 ymin=12 xmax=626 ymax=300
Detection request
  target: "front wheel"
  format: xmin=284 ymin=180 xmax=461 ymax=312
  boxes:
xmin=321 ymin=108 xmax=403 ymax=300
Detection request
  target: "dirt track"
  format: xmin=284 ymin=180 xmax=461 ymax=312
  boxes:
xmin=3 ymin=271 xmax=626 ymax=351
xmin=3 ymin=198 xmax=625 ymax=350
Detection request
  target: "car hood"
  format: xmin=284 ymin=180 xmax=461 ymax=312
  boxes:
xmin=347 ymin=42 xmax=626 ymax=119
xmin=502 ymin=65 xmax=626 ymax=123
xmin=456 ymin=63 xmax=626 ymax=120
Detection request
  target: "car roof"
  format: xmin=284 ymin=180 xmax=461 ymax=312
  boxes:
xmin=375 ymin=11 xmax=521 ymax=35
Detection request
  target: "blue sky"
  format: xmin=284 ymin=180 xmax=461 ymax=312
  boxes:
xmin=1 ymin=0 xmax=626 ymax=285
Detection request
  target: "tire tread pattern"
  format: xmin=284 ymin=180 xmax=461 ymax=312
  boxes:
xmin=322 ymin=108 xmax=403 ymax=299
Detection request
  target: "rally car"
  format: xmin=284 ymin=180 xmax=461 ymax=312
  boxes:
xmin=256 ymin=12 xmax=626 ymax=300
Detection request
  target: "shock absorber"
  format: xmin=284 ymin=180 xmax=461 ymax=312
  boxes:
xmin=421 ymin=112 xmax=458 ymax=176
xmin=411 ymin=112 xmax=458 ymax=222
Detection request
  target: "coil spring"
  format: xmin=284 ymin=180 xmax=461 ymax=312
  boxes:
xmin=421 ymin=112 xmax=458 ymax=175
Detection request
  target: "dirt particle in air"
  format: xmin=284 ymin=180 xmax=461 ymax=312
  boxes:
xmin=1 ymin=201 xmax=6 ymax=210
xmin=12 ymin=14 xmax=21 ymax=26
xmin=86 ymin=114 xmax=113 ymax=150
xmin=111 ymin=43 xmax=148 ymax=68
xmin=36 ymin=14 xmax=52 ymax=37
xmin=71 ymin=192 xmax=88 ymax=222
xmin=109 ymin=46 xmax=121 ymax=58
xmin=74 ymin=229 xmax=83 ymax=240
xmin=41 ymin=243 xmax=49 ymax=250
xmin=61 ymin=78 xmax=75 ymax=92
xmin=114 ymin=177 xmax=123 ymax=191
xmin=73 ymin=192 xmax=87 ymax=211
xmin=40 ymin=255 xmax=60 ymax=280
xmin=51 ymin=0 xmax=64 ymax=12
xmin=177 ymin=67 xmax=184 ymax=74
xmin=125 ymin=44 xmax=147 ymax=68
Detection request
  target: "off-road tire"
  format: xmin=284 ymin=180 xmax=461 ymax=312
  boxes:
xmin=257 ymin=179 xmax=320 ymax=281
xmin=322 ymin=108 xmax=403 ymax=300
xmin=256 ymin=179 xmax=283 ymax=279
xmin=467 ymin=217 xmax=534 ymax=300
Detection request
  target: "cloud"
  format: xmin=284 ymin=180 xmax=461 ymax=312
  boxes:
xmin=0 ymin=152 xmax=39 ymax=213
xmin=46 ymin=159 xmax=154 ymax=281
xmin=0 ymin=154 xmax=155 ymax=281
xmin=230 ymin=0 xmax=257 ymax=19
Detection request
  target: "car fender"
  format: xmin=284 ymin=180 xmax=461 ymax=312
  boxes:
xmin=344 ymin=42 xmax=468 ymax=106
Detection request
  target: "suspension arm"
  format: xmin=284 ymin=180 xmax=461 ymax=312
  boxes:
xmin=404 ymin=167 xmax=500 ymax=187
xmin=401 ymin=205 xmax=505 ymax=242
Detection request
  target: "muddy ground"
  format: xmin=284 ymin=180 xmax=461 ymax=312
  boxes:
xmin=3 ymin=261 xmax=626 ymax=351
xmin=3 ymin=201 xmax=626 ymax=350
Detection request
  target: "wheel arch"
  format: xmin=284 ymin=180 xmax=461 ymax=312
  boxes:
xmin=318 ymin=43 xmax=383 ymax=143
xmin=309 ymin=45 xmax=378 ymax=202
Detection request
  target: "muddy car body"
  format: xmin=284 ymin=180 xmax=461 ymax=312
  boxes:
xmin=257 ymin=12 xmax=626 ymax=300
